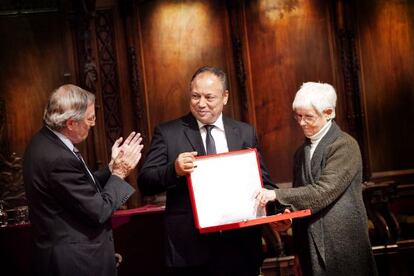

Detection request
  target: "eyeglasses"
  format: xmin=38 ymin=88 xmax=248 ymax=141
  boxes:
xmin=293 ymin=113 xmax=319 ymax=124
xmin=86 ymin=115 xmax=96 ymax=123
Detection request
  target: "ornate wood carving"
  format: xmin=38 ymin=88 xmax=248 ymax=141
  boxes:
xmin=69 ymin=0 xmax=103 ymax=168
xmin=95 ymin=10 xmax=123 ymax=153
xmin=69 ymin=1 xmax=121 ymax=167
xmin=0 ymin=99 xmax=25 ymax=209
xmin=72 ymin=0 xmax=98 ymax=92
xmin=227 ymin=1 xmax=249 ymax=122
xmin=120 ymin=0 xmax=148 ymax=145
xmin=0 ymin=153 xmax=25 ymax=210
xmin=118 ymin=0 xmax=151 ymax=207
xmin=127 ymin=46 xmax=145 ymax=123
xmin=334 ymin=0 xmax=371 ymax=180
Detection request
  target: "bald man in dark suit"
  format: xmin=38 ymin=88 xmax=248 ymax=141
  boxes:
xmin=138 ymin=67 xmax=276 ymax=276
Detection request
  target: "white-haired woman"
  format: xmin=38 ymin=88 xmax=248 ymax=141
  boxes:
xmin=256 ymin=82 xmax=377 ymax=276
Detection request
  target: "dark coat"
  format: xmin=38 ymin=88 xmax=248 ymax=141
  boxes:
xmin=138 ymin=113 xmax=275 ymax=273
xmin=23 ymin=126 xmax=134 ymax=276
xmin=276 ymin=122 xmax=377 ymax=276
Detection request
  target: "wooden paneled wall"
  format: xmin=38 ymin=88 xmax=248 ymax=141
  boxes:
xmin=240 ymin=0 xmax=341 ymax=182
xmin=0 ymin=14 xmax=75 ymax=155
xmin=355 ymin=0 xmax=414 ymax=180
xmin=0 ymin=0 xmax=413 ymax=207
xmin=134 ymin=0 xmax=240 ymax=137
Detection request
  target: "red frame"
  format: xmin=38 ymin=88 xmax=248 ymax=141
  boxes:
xmin=187 ymin=148 xmax=311 ymax=233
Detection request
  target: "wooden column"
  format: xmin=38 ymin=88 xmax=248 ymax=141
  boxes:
xmin=333 ymin=0 xmax=371 ymax=180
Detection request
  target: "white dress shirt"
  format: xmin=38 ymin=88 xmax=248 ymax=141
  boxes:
xmin=196 ymin=113 xmax=229 ymax=154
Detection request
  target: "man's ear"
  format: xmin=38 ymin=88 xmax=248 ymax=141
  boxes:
xmin=223 ymin=90 xmax=229 ymax=105
xmin=66 ymin=119 xmax=77 ymax=131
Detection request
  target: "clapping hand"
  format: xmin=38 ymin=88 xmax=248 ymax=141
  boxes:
xmin=111 ymin=132 xmax=138 ymax=162
xmin=110 ymin=132 xmax=144 ymax=179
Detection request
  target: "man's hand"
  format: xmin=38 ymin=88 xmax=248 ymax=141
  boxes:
xmin=255 ymin=188 xmax=277 ymax=208
xmin=174 ymin=152 xmax=198 ymax=177
xmin=110 ymin=131 xmax=138 ymax=165
xmin=111 ymin=132 xmax=144 ymax=179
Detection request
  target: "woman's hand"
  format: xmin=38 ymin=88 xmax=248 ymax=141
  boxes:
xmin=255 ymin=188 xmax=277 ymax=208
xmin=270 ymin=208 xmax=292 ymax=232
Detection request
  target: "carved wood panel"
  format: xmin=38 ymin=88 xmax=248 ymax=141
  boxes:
xmin=95 ymin=9 xmax=123 ymax=156
xmin=333 ymin=0 xmax=371 ymax=179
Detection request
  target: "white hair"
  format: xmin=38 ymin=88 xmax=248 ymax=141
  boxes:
xmin=43 ymin=84 xmax=95 ymax=131
xmin=292 ymin=82 xmax=337 ymax=118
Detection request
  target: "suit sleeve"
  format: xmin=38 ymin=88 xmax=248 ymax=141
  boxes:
xmin=250 ymin=127 xmax=276 ymax=190
xmin=49 ymin=156 xmax=135 ymax=226
xmin=138 ymin=126 xmax=180 ymax=195
xmin=94 ymin=166 xmax=132 ymax=190
xmin=275 ymin=136 xmax=362 ymax=214
xmin=93 ymin=166 xmax=111 ymax=188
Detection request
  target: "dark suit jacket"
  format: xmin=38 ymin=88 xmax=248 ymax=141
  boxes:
xmin=138 ymin=113 xmax=275 ymax=272
xmin=23 ymin=126 xmax=135 ymax=276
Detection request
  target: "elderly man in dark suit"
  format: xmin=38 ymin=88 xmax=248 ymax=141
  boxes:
xmin=23 ymin=84 xmax=143 ymax=276
xmin=257 ymin=82 xmax=377 ymax=276
xmin=138 ymin=66 xmax=276 ymax=276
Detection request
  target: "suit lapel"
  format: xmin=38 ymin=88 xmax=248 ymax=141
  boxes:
xmin=181 ymin=114 xmax=244 ymax=154
xmin=41 ymin=126 xmax=101 ymax=192
xmin=41 ymin=126 xmax=71 ymax=152
xmin=182 ymin=113 xmax=206 ymax=156
xmin=310 ymin=122 xmax=340 ymax=179
xmin=223 ymin=116 xmax=243 ymax=151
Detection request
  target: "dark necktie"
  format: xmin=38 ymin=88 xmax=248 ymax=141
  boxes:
xmin=204 ymin=125 xmax=217 ymax=155
xmin=73 ymin=147 xmax=96 ymax=184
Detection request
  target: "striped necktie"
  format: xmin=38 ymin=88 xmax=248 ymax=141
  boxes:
xmin=204 ymin=125 xmax=217 ymax=155
xmin=73 ymin=147 xmax=97 ymax=185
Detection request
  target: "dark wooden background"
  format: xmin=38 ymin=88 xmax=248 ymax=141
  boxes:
xmin=1 ymin=0 xmax=413 ymax=208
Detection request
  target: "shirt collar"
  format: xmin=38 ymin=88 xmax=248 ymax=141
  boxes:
xmin=196 ymin=113 xmax=225 ymax=132
xmin=309 ymin=120 xmax=332 ymax=144
xmin=47 ymin=126 xmax=75 ymax=152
